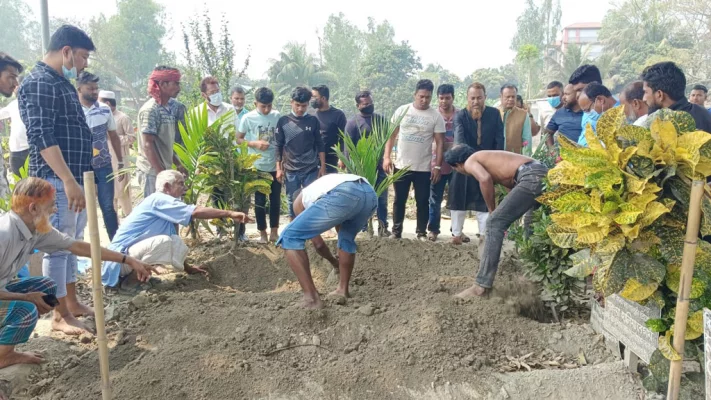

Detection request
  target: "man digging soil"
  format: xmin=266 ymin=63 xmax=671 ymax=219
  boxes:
xmin=277 ymin=173 xmax=377 ymax=309
xmin=445 ymin=146 xmax=548 ymax=298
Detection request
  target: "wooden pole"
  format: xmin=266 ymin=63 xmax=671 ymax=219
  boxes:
xmin=667 ymin=179 xmax=705 ymax=400
xmin=83 ymin=171 xmax=112 ymax=400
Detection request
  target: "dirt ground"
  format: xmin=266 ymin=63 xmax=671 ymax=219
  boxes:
xmin=7 ymin=238 xmax=646 ymax=399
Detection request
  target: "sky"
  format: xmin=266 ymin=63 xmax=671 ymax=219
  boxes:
xmin=30 ymin=0 xmax=612 ymax=79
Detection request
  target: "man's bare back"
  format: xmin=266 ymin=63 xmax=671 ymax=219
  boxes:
xmin=464 ymin=151 xmax=534 ymax=189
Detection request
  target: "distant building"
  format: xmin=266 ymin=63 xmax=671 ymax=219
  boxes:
xmin=549 ymin=22 xmax=604 ymax=64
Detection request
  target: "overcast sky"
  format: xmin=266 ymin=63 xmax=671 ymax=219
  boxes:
xmin=31 ymin=0 xmax=612 ymax=79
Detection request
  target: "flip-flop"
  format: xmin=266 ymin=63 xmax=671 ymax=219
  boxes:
xmin=427 ymin=232 xmax=438 ymax=242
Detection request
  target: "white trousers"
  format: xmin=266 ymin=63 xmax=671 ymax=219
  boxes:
xmin=451 ymin=211 xmax=489 ymax=236
xmin=120 ymin=234 xmax=189 ymax=277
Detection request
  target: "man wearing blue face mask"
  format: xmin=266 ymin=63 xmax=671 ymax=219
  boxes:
xmin=576 ymin=82 xmax=618 ymax=147
xmin=18 ymin=25 xmax=98 ymax=335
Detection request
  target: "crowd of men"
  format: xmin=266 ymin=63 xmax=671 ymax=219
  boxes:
xmin=0 ymin=22 xmax=710 ymax=367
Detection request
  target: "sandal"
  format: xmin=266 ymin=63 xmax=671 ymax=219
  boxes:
xmin=427 ymin=231 xmax=438 ymax=242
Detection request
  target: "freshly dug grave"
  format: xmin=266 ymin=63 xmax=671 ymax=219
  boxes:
xmin=18 ymin=238 xmax=642 ymax=399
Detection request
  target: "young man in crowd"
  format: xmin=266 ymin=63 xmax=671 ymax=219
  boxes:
xmin=230 ymin=86 xmax=249 ymax=124
xmin=275 ymin=87 xmax=325 ymax=219
xmin=619 ymin=81 xmax=650 ymax=127
xmin=688 ymin=85 xmax=709 ymax=111
xmin=427 ymin=84 xmax=456 ymax=242
xmin=642 ymin=62 xmax=711 ymax=133
xmin=311 ymin=85 xmax=347 ymax=174
xmin=102 ymin=170 xmax=250 ymax=290
xmin=344 ymin=90 xmax=391 ymax=237
xmin=577 ymin=82 xmax=619 ymax=146
xmin=136 ymin=65 xmax=183 ymax=198
xmin=19 ymin=25 xmax=96 ymax=335
xmin=541 ymin=81 xmax=564 ymax=135
xmin=0 ymin=177 xmax=155 ymax=366
xmin=499 ymin=84 xmax=532 ymax=155
xmin=237 ymin=87 xmax=282 ymax=243
xmin=98 ymin=90 xmax=135 ymax=217
xmin=0 ymin=53 xmax=27 ymax=181
xmin=384 ymin=79 xmax=445 ymax=241
xmin=444 ymin=146 xmax=548 ymax=298
xmin=277 ymin=173 xmax=377 ymax=309
xmin=546 ymin=83 xmax=584 ymax=145
xmin=449 ymin=83 xmax=504 ymax=246
xmin=568 ymin=64 xmax=603 ymax=137
xmin=76 ymin=72 xmax=123 ymax=241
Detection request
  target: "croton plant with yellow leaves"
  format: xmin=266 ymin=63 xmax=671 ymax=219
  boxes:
xmin=539 ymin=106 xmax=711 ymax=362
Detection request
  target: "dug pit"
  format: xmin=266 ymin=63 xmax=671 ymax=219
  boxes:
xmin=18 ymin=239 xmax=641 ymax=399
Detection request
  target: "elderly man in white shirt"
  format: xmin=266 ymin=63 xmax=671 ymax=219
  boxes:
xmin=0 ymin=178 xmax=153 ymax=367
xmin=619 ymin=81 xmax=650 ymax=127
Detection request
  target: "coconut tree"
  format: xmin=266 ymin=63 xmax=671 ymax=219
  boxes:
xmin=268 ymin=42 xmax=337 ymax=88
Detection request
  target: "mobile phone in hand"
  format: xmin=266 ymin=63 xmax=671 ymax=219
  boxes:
xmin=42 ymin=294 xmax=59 ymax=307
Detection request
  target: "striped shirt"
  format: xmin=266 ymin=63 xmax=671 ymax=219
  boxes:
xmin=18 ymin=62 xmax=93 ymax=184
xmin=83 ymin=102 xmax=117 ymax=169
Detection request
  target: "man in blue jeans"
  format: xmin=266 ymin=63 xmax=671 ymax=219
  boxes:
xmin=277 ymin=174 xmax=377 ymax=309
xmin=427 ymin=84 xmax=456 ymax=241
xmin=77 ymin=72 xmax=123 ymax=239
xmin=275 ymin=87 xmax=325 ymax=219
xmin=19 ymin=25 xmax=97 ymax=335
xmin=444 ymin=146 xmax=548 ymax=298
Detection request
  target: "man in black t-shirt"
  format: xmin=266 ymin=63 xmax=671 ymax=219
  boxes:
xmin=275 ymin=87 xmax=325 ymax=219
xmin=311 ymin=85 xmax=347 ymax=174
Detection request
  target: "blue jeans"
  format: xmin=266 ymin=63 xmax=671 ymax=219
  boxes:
xmin=427 ymin=173 xmax=451 ymax=234
xmin=42 ymin=177 xmax=86 ymax=298
xmin=94 ymin=166 xmax=119 ymax=240
xmin=278 ymin=180 xmax=377 ymax=253
xmin=285 ymin=168 xmax=319 ymax=218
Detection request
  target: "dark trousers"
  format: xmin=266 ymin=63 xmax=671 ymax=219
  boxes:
xmin=324 ymin=151 xmax=339 ymax=174
xmin=94 ymin=166 xmax=119 ymax=240
xmin=392 ymin=169 xmax=431 ymax=236
xmin=9 ymin=149 xmax=29 ymax=177
xmin=427 ymin=173 xmax=451 ymax=234
xmin=255 ymin=171 xmax=282 ymax=231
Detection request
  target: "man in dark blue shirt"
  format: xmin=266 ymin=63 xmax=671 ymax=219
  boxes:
xmin=546 ymin=83 xmax=584 ymax=143
xmin=18 ymin=25 xmax=96 ymax=336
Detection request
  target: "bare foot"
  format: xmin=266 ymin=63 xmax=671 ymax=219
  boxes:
xmin=299 ymin=296 xmax=324 ymax=310
xmin=451 ymin=235 xmax=463 ymax=245
xmin=52 ymin=315 xmax=93 ymax=336
xmin=269 ymin=229 xmax=279 ymax=243
xmin=328 ymin=289 xmax=350 ymax=299
xmin=68 ymin=302 xmax=94 ymax=318
xmin=0 ymin=350 xmax=45 ymax=369
xmin=455 ymin=284 xmax=488 ymax=299
xmin=257 ymin=231 xmax=268 ymax=243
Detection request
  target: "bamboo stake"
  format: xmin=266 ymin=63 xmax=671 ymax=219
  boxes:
xmin=83 ymin=171 xmax=112 ymax=400
xmin=667 ymin=179 xmax=705 ymax=400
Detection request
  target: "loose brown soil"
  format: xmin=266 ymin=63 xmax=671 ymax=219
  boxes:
xmin=10 ymin=238 xmax=644 ymax=399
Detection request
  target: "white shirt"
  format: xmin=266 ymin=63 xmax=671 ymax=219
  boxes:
xmin=0 ymin=99 xmax=28 ymax=152
xmin=194 ymin=102 xmax=237 ymax=132
xmin=633 ymin=114 xmax=649 ymax=127
xmin=301 ymin=174 xmax=366 ymax=209
xmin=391 ymin=103 xmax=446 ymax=172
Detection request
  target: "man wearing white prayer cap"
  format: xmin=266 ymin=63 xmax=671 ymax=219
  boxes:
xmin=98 ymin=90 xmax=135 ymax=217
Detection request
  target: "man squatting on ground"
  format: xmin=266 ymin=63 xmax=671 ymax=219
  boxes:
xmin=0 ymin=178 xmax=154 ymax=368
xmin=102 ymin=170 xmax=251 ymax=289
xmin=277 ymin=173 xmax=378 ymax=309
xmin=444 ymin=146 xmax=548 ymax=298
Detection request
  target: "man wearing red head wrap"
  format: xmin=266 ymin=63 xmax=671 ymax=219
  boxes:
xmin=136 ymin=66 xmax=184 ymax=197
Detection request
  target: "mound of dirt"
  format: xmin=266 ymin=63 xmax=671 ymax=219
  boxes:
xmin=16 ymin=238 xmax=640 ymax=399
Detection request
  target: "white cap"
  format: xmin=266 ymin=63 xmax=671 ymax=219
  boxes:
xmin=98 ymin=90 xmax=115 ymax=100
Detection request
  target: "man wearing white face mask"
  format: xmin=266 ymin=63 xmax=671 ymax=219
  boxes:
xmin=194 ymin=76 xmax=237 ymax=131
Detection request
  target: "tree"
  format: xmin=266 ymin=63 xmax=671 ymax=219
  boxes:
xmin=546 ymin=44 xmax=592 ymax=85
xmin=87 ymin=0 xmax=170 ymax=112
xmin=321 ymin=13 xmax=365 ymax=110
xmin=0 ymin=0 xmax=41 ymax=62
xmin=181 ymin=11 xmax=248 ymax=106
xmin=268 ymin=42 xmax=336 ymax=89
xmin=470 ymin=65 xmax=520 ymax=100
xmin=420 ymin=64 xmax=462 ymax=89
xmin=360 ymin=19 xmax=421 ymax=116
xmin=510 ymin=0 xmax=562 ymax=98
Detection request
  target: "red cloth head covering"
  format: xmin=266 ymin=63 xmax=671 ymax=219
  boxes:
xmin=147 ymin=69 xmax=181 ymax=101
